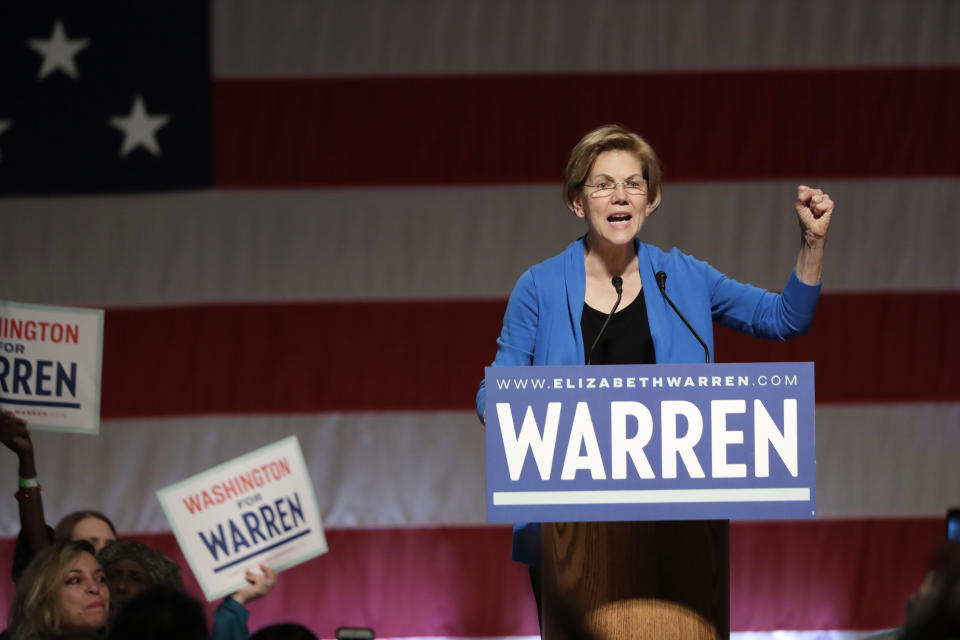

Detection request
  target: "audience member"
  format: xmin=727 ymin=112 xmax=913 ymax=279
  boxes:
xmin=249 ymin=624 xmax=318 ymax=640
xmin=96 ymin=540 xmax=182 ymax=612
xmin=105 ymin=586 xmax=206 ymax=640
xmin=2 ymin=411 xmax=117 ymax=583
xmin=102 ymin=563 xmax=278 ymax=640
xmin=53 ymin=513 xmax=117 ymax=554
xmin=899 ymin=542 xmax=960 ymax=639
xmin=7 ymin=540 xmax=109 ymax=640
xmin=94 ymin=535 xmax=278 ymax=637
xmin=211 ymin=565 xmax=279 ymax=640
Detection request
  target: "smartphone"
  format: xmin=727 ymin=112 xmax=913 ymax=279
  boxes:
xmin=948 ymin=508 xmax=960 ymax=542
xmin=336 ymin=628 xmax=374 ymax=640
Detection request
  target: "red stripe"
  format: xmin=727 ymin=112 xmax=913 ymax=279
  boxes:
xmin=730 ymin=518 xmax=942 ymax=631
xmin=213 ymin=69 xmax=960 ymax=186
xmin=716 ymin=290 xmax=960 ymax=403
xmin=0 ymin=519 xmax=941 ymax=633
xmin=98 ymin=292 xmax=959 ymax=418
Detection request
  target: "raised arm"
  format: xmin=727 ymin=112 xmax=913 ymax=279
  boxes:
xmin=1 ymin=411 xmax=52 ymax=557
xmin=793 ymin=184 xmax=834 ymax=285
xmin=211 ymin=564 xmax=279 ymax=640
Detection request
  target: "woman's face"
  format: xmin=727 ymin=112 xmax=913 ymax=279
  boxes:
xmin=573 ymin=149 xmax=653 ymax=249
xmin=57 ymin=551 xmax=109 ymax=633
xmin=105 ymin=558 xmax=152 ymax=607
xmin=71 ymin=517 xmax=116 ymax=553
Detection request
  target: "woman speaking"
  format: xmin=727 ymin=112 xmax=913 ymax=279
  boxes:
xmin=476 ymin=124 xmax=834 ymax=630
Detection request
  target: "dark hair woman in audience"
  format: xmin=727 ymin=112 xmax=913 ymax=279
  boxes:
xmin=7 ymin=540 xmax=109 ymax=640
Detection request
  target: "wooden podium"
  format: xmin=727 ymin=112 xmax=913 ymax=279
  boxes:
xmin=541 ymin=520 xmax=728 ymax=639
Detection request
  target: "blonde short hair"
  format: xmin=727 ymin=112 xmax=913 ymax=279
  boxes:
xmin=562 ymin=124 xmax=663 ymax=214
xmin=8 ymin=540 xmax=101 ymax=640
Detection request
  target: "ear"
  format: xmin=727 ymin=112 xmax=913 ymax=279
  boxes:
xmin=572 ymin=193 xmax=586 ymax=219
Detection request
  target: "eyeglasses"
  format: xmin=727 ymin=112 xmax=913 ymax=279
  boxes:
xmin=583 ymin=179 xmax=647 ymax=198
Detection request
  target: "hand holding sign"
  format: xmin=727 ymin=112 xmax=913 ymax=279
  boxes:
xmin=232 ymin=564 xmax=278 ymax=606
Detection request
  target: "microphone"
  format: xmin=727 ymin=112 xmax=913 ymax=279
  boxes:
xmin=655 ymin=270 xmax=709 ymax=363
xmin=587 ymin=276 xmax=623 ymax=365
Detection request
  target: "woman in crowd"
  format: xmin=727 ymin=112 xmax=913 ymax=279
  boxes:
xmin=476 ymin=124 xmax=834 ymax=615
xmin=52 ymin=514 xmax=117 ymax=556
xmin=7 ymin=540 xmax=109 ymax=640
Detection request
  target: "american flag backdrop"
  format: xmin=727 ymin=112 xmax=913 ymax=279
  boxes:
xmin=1 ymin=1 xmax=959 ymax=638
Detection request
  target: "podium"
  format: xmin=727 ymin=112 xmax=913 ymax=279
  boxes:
xmin=542 ymin=520 xmax=728 ymax=639
xmin=485 ymin=363 xmax=816 ymax=639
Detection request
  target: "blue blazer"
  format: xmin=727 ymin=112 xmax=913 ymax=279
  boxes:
xmin=476 ymin=236 xmax=821 ymax=565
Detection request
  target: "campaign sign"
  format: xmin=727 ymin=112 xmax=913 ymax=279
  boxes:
xmin=485 ymin=362 xmax=815 ymax=523
xmin=0 ymin=300 xmax=103 ymax=434
xmin=157 ymin=436 xmax=328 ymax=601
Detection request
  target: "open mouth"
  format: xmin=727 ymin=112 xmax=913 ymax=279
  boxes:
xmin=607 ymin=213 xmax=632 ymax=225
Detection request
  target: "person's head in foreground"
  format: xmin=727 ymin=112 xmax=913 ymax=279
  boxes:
xmin=105 ymin=585 xmax=207 ymax=640
xmin=250 ymin=623 xmax=319 ymax=640
xmin=900 ymin=541 xmax=960 ymax=639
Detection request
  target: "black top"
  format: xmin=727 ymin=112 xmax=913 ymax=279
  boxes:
xmin=581 ymin=291 xmax=656 ymax=365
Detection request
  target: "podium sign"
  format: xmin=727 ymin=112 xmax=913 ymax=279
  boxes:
xmin=485 ymin=362 xmax=815 ymax=523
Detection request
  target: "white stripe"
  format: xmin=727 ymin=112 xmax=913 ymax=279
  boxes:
xmin=1 ymin=403 xmax=956 ymax=536
xmin=212 ymin=0 xmax=960 ymax=77
xmin=815 ymin=404 xmax=960 ymax=518
xmin=493 ymin=488 xmax=811 ymax=505
xmin=2 ymin=179 xmax=956 ymax=306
